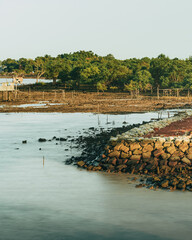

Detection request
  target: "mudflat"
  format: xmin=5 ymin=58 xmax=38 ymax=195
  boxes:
xmin=0 ymin=91 xmax=191 ymax=113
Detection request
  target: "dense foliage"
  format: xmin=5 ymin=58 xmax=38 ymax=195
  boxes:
xmin=1 ymin=51 xmax=192 ymax=91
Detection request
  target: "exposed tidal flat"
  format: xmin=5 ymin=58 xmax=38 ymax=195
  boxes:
xmin=1 ymin=112 xmax=192 ymax=240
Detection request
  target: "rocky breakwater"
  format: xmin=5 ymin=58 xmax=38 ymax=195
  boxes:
xmin=75 ymin=111 xmax=192 ymax=191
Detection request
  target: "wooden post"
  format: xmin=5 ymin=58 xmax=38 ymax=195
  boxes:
xmin=54 ymin=91 xmax=56 ymax=101
xmin=28 ymin=88 xmax=31 ymax=100
xmin=176 ymin=89 xmax=179 ymax=98
xmin=8 ymin=91 xmax=11 ymax=101
xmin=131 ymin=90 xmax=133 ymax=99
xmin=157 ymin=87 xmax=159 ymax=100
xmin=62 ymin=90 xmax=65 ymax=100
xmin=42 ymin=91 xmax=45 ymax=100
xmin=5 ymin=90 xmax=7 ymax=101
xmin=188 ymin=89 xmax=190 ymax=98
xmin=97 ymin=104 xmax=100 ymax=113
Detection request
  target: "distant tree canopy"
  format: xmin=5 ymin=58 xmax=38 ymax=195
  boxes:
xmin=1 ymin=50 xmax=192 ymax=91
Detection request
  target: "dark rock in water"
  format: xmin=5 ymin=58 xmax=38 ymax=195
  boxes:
xmin=52 ymin=136 xmax=56 ymax=140
xmin=89 ymin=127 xmax=95 ymax=130
xmin=135 ymin=184 xmax=144 ymax=188
xmin=60 ymin=138 xmax=67 ymax=141
xmin=22 ymin=140 xmax=27 ymax=144
xmin=38 ymin=138 xmax=46 ymax=142
xmin=39 ymin=148 xmax=42 ymax=150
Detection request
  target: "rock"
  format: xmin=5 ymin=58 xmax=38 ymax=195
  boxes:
xmin=38 ymin=138 xmax=47 ymax=142
xmin=129 ymin=143 xmax=141 ymax=151
xmin=114 ymin=143 xmax=124 ymax=151
xmin=181 ymin=157 xmax=191 ymax=165
xmin=77 ymin=161 xmax=85 ymax=167
xmin=153 ymin=149 xmax=164 ymax=157
xmin=108 ymin=151 xmax=120 ymax=158
xmin=159 ymin=160 xmax=168 ymax=166
xmin=175 ymin=139 xmax=182 ymax=147
xmin=120 ymin=145 xmax=129 ymax=153
xmin=116 ymin=164 xmax=127 ymax=171
xmin=92 ymin=166 xmax=102 ymax=171
xmin=163 ymin=142 xmax=172 ymax=147
xmin=143 ymin=144 xmax=153 ymax=153
xmin=135 ymin=184 xmax=144 ymax=188
xmin=161 ymin=153 xmax=171 ymax=160
xmin=142 ymin=151 xmax=151 ymax=159
xmin=169 ymin=161 xmax=178 ymax=167
xmin=133 ymin=149 xmax=142 ymax=155
xmin=177 ymin=182 xmax=186 ymax=190
xmin=155 ymin=142 xmax=163 ymax=149
xmin=130 ymin=155 xmax=141 ymax=161
xmin=146 ymin=163 xmax=156 ymax=171
xmin=167 ymin=146 xmax=176 ymax=155
xmin=187 ymin=147 xmax=192 ymax=154
xmin=169 ymin=156 xmax=180 ymax=161
xmin=161 ymin=180 xmax=169 ymax=188
xmin=179 ymin=143 xmax=189 ymax=152
xmin=101 ymin=164 xmax=115 ymax=171
xmin=111 ymin=158 xmax=117 ymax=165
xmin=187 ymin=154 xmax=192 ymax=160
xmin=121 ymin=152 xmax=129 ymax=159
xmin=22 ymin=140 xmax=27 ymax=144
xmin=60 ymin=137 xmax=67 ymax=141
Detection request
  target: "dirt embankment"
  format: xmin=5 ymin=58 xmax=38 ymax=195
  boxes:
xmin=0 ymin=91 xmax=192 ymax=113
xmin=145 ymin=116 xmax=192 ymax=137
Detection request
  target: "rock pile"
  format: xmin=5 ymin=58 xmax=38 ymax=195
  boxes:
xmin=69 ymin=110 xmax=192 ymax=191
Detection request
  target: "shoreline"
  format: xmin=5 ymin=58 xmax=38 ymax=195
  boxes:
xmin=67 ymin=111 xmax=192 ymax=191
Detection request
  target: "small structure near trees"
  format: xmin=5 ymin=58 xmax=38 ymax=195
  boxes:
xmin=0 ymin=82 xmax=15 ymax=101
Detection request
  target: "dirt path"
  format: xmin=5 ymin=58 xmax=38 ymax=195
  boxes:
xmin=144 ymin=116 xmax=192 ymax=137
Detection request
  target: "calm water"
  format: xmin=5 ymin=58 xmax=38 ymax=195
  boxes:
xmin=0 ymin=112 xmax=192 ymax=240
xmin=0 ymin=78 xmax=53 ymax=85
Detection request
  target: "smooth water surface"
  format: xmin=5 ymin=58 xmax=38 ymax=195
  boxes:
xmin=0 ymin=112 xmax=192 ymax=240
xmin=0 ymin=78 xmax=53 ymax=85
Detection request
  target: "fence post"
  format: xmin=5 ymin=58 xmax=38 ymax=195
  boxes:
xmin=176 ymin=89 xmax=179 ymax=98
xmin=62 ymin=90 xmax=65 ymax=100
xmin=157 ymin=87 xmax=159 ymax=100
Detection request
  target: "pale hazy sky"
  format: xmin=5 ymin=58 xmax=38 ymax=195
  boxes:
xmin=0 ymin=0 xmax=192 ymax=60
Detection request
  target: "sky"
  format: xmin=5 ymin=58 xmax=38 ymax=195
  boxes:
xmin=0 ymin=0 xmax=192 ymax=60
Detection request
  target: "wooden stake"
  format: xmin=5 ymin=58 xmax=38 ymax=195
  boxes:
xmin=157 ymin=87 xmax=159 ymax=100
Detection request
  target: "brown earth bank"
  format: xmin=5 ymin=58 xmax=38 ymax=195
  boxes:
xmin=0 ymin=91 xmax=192 ymax=113
xmin=145 ymin=116 xmax=192 ymax=137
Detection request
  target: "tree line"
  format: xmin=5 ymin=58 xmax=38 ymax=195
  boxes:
xmin=1 ymin=51 xmax=192 ymax=91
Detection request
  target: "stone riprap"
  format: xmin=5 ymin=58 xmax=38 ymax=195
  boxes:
xmin=73 ymin=110 xmax=192 ymax=191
